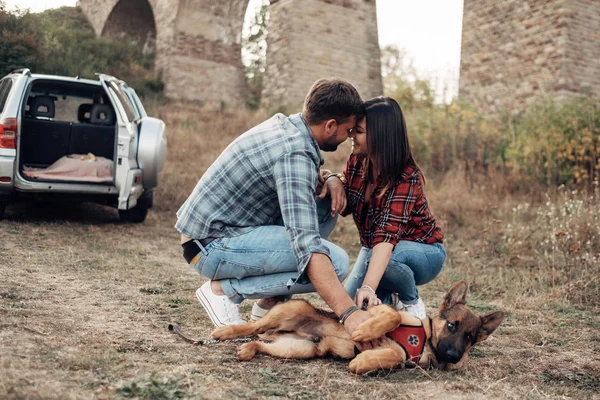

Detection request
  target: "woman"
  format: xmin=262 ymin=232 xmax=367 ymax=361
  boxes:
xmin=333 ymin=97 xmax=445 ymax=319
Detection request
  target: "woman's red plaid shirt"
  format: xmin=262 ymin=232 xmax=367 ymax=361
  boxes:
xmin=342 ymin=154 xmax=443 ymax=249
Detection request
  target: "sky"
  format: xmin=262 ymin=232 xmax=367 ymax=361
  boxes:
xmin=5 ymin=0 xmax=464 ymax=99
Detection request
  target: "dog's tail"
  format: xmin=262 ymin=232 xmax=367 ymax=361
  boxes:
xmin=168 ymin=323 xmax=252 ymax=345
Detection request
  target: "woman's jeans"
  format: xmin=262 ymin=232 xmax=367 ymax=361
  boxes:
xmin=191 ymin=198 xmax=349 ymax=304
xmin=343 ymin=241 xmax=446 ymax=305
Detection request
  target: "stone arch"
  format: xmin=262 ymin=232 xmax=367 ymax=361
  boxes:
xmin=101 ymin=0 xmax=157 ymax=55
xmin=79 ymin=0 xmax=382 ymax=110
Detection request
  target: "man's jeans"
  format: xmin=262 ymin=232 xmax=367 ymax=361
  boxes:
xmin=191 ymin=198 xmax=349 ymax=304
xmin=343 ymin=241 xmax=446 ymax=305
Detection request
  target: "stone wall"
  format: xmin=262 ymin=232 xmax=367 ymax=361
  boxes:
xmin=262 ymin=0 xmax=382 ymax=112
xmin=562 ymin=0 xmax=600 ymax=96
xmin=460 ymin=0 xmax=600 ymax=114
xmin=79 ymin=0 xmax=382 ymax=110
xmin=79 ymin=0 xmax=178 ymax=76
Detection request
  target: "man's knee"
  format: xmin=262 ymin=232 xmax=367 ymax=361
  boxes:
xmin=328 ymin=245 xmax=350 ymax=281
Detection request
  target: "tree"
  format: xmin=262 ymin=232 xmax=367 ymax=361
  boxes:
xmin=0 ymin=3 xmax=41 ymax=75
xmin=241 ymin=0 xmax=269 ymax=109
xmin=0 ymin=3 xmax=162 ymax=98
xmin=381 ymin=44 xmax=434 ymax=111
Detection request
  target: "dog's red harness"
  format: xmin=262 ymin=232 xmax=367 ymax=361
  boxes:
xmin=386 ymin=323 xmax=427 ymax=362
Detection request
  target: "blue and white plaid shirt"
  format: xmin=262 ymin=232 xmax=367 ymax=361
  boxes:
xmin=175 ymin=113 xmax=330 ymax=282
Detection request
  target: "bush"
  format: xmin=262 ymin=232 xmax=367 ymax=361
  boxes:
xmin=402 ymin=97 xmax=600 ymax=191
xmin=0 ymin=3 xmax=164 ymax=100
xmin=502 ymin=98 xmax=600 ymax=188
xmin=0 ymin=4 xmax=40 ymax=74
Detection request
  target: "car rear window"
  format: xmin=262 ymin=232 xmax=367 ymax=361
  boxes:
xmin=26 ymin=80 xmax=111 ymax=123
xmin=0 ymin=79 xmax=14 ymax=114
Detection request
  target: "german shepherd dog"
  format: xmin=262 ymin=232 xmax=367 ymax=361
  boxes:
xmin=212 ymin=281 xmax=504 ymax=374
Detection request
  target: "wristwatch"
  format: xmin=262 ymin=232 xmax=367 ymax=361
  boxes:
xmin=325 ymin=172 xmax=347 ymax=186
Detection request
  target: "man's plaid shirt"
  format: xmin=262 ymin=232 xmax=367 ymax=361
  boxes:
xmin=342 ymin=154 xmax=443 ymax=248
xmin=175 ymin=113 xmax=330 ymax=283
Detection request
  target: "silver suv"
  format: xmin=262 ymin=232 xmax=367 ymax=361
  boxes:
xmin=0 ymin=69 xmax=167 ymax=222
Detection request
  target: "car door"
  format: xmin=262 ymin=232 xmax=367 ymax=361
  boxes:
xmin=98 ymin=74 xmax=143 ymax=210
xmin=124 ymin=86 xmax=147 ymax=119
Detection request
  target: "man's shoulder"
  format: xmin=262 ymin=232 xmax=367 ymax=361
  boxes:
xmin=248 ymin=114 xmax=315 ymax=150
xmin=248 ymin=113 xmax=290 ymax=133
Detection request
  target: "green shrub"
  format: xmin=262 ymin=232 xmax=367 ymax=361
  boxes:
xmin=502 ymin=97 xmax=600 ymax=187
xmin=402 ymin=96 xmax=600 ymax=190
xmin=0 ymin=4 xmax=164 ymax=100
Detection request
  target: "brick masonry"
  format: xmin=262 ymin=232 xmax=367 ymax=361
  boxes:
xmin=460 ymin=0 xmax=600 ymax=114
xmin=79 ymin=0 xmax=383 ymax=110
xmin=262 ymin=0 xmax=382 ymax=111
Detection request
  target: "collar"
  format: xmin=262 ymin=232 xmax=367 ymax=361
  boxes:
xmin=423 ymin=316 xmax=432 ymax=339
xmin=289 ymin=113 xmax=324 ymax=166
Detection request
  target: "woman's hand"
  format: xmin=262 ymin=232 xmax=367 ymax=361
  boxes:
xmin=316 ymin=169 xmax=332 ymax=194
xmin=317 ymin=176 xmax=347 ymax=216
xmin=355 ymin=287 xmax=381 ymax=309
xmin=319 ymin=169 xmax=333 ymax=184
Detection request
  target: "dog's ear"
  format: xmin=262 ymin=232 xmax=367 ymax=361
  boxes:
xmin=440 ymin=281 xmax=468 ymax=312
xmin=475 ymin=311 xmax=505 ymax=343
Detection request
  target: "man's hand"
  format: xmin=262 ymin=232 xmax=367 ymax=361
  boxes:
xmin=344 ymin=310 xmax=381 ymax=351
xmin=317 ymin=176 xmax=347 ymax=216
xmin=305 ymin=254 xmax=381 ymax=350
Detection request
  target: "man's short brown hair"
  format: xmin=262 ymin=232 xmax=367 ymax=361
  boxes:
xmin=302 ymin=78 xmax=364 ymax=126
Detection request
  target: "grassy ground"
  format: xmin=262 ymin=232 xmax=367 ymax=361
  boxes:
xmin=1 ymin=106 xmax=598 ymax=399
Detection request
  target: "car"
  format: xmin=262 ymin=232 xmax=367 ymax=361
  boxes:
xmin=0 ymin=69 xmax=167 ymax=222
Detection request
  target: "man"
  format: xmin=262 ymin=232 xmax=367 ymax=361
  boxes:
xmin=175 ymin=78 xmax=371 ymax=337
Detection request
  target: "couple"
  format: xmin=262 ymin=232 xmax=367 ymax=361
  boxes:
xmin=175 ymin=78 xmax=445 ymax=339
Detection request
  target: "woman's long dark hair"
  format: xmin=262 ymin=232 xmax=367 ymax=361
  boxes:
xmin=362 ymin=97 xmax=423 ymax=193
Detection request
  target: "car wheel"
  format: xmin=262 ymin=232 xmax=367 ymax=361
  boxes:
xmin=138 ymin=190 xmax=154 ymax=209
xmin=0 ymin=204 xmax=5 ymax=220
xmin=118 ymin=205 xmax=149 ymax=223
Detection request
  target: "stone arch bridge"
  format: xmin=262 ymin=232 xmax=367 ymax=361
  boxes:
xmin=79 ymin=0 xmax=383 ymax=110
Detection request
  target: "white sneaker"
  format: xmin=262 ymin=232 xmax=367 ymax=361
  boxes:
xmin=250 ymin=297 xmax=289 ymax=321
xmin=195 ymin=281 xmax=245 ymax=327
xmin=250 ymin=302 xmax=269 ymax=322
xmin=403 ymin=298 xmax=427 ymax=320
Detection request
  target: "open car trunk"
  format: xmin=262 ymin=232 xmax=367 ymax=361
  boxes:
xmin=18 ymin=80 xmax=117 ymax=184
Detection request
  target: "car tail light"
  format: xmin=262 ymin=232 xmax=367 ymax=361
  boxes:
xmin=0 ymin=118 xmax=17 ymax=149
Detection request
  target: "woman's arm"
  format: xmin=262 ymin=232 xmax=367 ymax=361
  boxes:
xmin=356 ymin=174 xmax=423 ymax=307
xmin=355 ymin=242 xmax=394 ymax=307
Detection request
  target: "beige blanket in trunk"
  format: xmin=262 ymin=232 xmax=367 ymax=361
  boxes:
xmin=23 ymin=154 xmax=114 ymax=182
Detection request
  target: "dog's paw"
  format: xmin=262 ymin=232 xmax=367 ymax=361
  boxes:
xmin=212 ymin=325 xmax=237 ymax=341
xmin=237 ymin=342 xmax=259 ymax=361
xmin=348 ymin=357 xmax=374 ymax=375
xmin=351 ymin=325 xmax=377 ymax=343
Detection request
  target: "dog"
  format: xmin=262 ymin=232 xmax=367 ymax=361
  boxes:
xmin=212 ymin=281 xmax=504 ymax=374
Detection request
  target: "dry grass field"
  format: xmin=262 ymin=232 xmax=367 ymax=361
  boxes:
xmin=1 ymin=106 xmax=598 ymax=400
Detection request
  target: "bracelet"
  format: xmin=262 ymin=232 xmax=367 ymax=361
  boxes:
xmin=357 ymin=285 xmax=376 ymax=294
xmin=325 ymin=173 xmax=347 ymax=186
xmin=338 ymin=305 xmax=360 ymax=324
